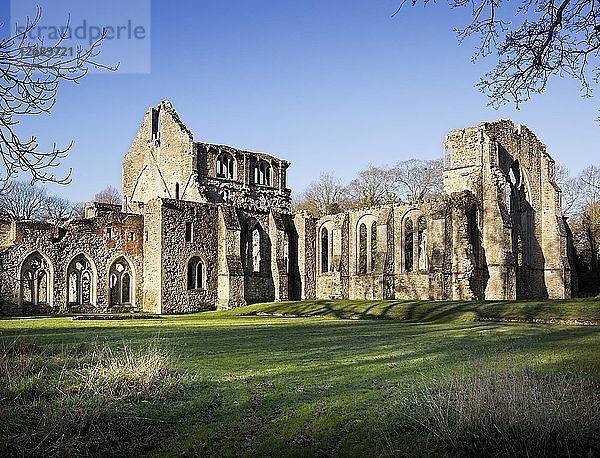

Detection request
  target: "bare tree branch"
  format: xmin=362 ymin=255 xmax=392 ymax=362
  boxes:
xmin=0 ymin=7 xmax=116 ymax=193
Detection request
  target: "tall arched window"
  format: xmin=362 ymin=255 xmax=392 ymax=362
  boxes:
xmin=187 ymin=256 xmax=206 ymax=289
xmin=249 ymin=227 xmax=262 ymax=272
xmin=321 ymin=227 xmax=329 ymax=273
xmin=109 ymin=257 xmax=134 ymax=306
xmin=358 ymin=223 xmax=368 ymax=274
xmin=254 ymin=160 xmax=271 ymax=186
xmin=216 ymin=152 xmax=235 ymax=179
xmin=20 ymin=252 xmax=51 ymax=306
xmin=370 ymin=221 xmax=377 ymax=272
xmin=505 ymin=161 xmax=533 ymax=270
xmin=417 ymin=216 xmax=428 ymax=271
xmin=67 ymin=254 xmax=95 ymax=306
xmin=404 ymin=219 xmax=414 ymax=272
xmin=283 ymin=232 xmax=289 ymax=274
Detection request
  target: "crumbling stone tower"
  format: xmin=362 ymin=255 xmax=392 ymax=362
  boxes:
xmin=122 ymin=100 xmax=294 ymax=312
xmin=443 ymin=120 xmax=570 ymax=300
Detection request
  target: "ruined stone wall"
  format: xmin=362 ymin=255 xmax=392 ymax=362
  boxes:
xmin=217 ymin=205 xmax=245 ymax=309
xmin=0 ymin=206 xmax=143 ymax=315
xmin=444 ymin=120 xmax=570 ymax=300
xmin=293 ymin=212 xmax=316 ymax=300
xmin=310 ymin=197 xmax=479 ymax=302
xmin=239 ymin=209 xmax=276 ymax=304
xmin=122 ymin=100 xmax=204 ymax=212
xmin=158 ymin=199 xmax=219 ymax=314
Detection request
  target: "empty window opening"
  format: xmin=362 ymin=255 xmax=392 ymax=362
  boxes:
xmin=370 ymin=221 xmax=377 ymax=272
xmin=404 ymin=219 xmax=414 ymax=272
xmin=185 ymin=222 xmax=193 ymax=243
xmin=358 ymin=223 xmax=368 ymax=274
xmin=417 ymin=216 xmax=428 ymax=271
xmin=254 ymin=160 xmax=271 ymax=186
xmin=20 ymin=252 xmax=51 ymax=306
xmin=108 ymin=257 xmax=133 ymax=306
xmin=321 ymin=227 xmax=329 ymax=273
xmin=67 ymin=254 xmax=94 ymax=306
xmin=216 ymin=152 xmax=236 ymax=179
xmin=187 ymin=257 xmax=206 ymax=290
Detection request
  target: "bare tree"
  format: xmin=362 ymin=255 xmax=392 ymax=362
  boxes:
xmin=397 ymin=1 xmax=600 ymax=112
xmin=0 ymin=180 xmax=47 ymax=220
xmin=0 ymin=7 xmax=114 ymax=192
xmin=389 ymin=158 xmax=444 ymax=203
xmin=556 ymin=163 xmax=582 ymax=216
xmin=94 ymin=185 xmax=121 ymax=205
xmin=294 ymin=172 xmax=350 ymax=217
xmin=349 ymin=166 xmax=399 ymax=208
xmin=559 ymin=164 xmax=600 ymax=292
xmin=43 ymin=195 xmax=82 ymax=220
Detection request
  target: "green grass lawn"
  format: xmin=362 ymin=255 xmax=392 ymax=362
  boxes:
xmin=1 ymin=300 xmax=599 ymax=456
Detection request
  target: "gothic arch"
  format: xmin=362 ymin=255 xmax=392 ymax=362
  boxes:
xmin=66 ymin=253 xmax=97 ymax=306
xmin=19 ymin=251 xmax=54 ymax=308
xmin=242 ymin=220 xmax=267 ymax=273
xmin=356 ymin=214 xmax=377 ymax=274
xmin=186 ymin=255 xmax=207 ymax=290
xmin=318 ymin=220 xmax=335 ymax=273
xmin=216 ymin=151 xmax=236 ymax=180
xmin=254 ymin=160 xmax=271 ymax=186
xmin=504 ymin=161 xmax=534 ymax=268
xmin=401 ymin=209 xmax=428 ymax=273
xmin=107 ymin=255 xmax=136 ymax=307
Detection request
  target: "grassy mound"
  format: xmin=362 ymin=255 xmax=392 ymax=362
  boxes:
xmin=234 ymin=299 xmax=600 ymax=325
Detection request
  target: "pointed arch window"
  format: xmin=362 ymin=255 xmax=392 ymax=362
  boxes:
xmin=20 ymin=252 xmax=51 ymax=306
xmin=109 ymin=257 xmax=134 ymax=306
xmin=404 ymin=219 xmax=414 ymax=272
xmin=403 ymin=212 xmax=428 ymax=273
xmin=254 ymin=160 xmax=271 ymax=186
xmin=321 ymin=227 xmax=329 ymax=273
xmin=187 ymin=256 xmax=206 ymax=290
xmin=358 ymin=223 xmax=368 ymax=274
xmin=370 ymin=221 xmax=377 ymax=272
xmin=67 ymin=254 xmax=95 ymax=306
xmin=216 ymin=152 xmax=236 ymax=179
xmin=250 ymin=228 xmax=262 ymax=272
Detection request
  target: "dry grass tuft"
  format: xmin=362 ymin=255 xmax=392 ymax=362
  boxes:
xmin=414 ymin=367 xmax=600 ymax=456
xmin=0 ymin=339 xmax=189 ymax=456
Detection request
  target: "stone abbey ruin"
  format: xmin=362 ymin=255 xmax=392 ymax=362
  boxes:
xmin=0 ymin=101 xmax=573 ymax=315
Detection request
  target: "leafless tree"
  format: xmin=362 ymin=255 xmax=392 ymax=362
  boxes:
xmin=348 ymin=166 xmax=400 ymax=208
xmin=43 ymin=195 xmax=82 ymax=220
xmin=0 ymin=7 xmax=115 ymax=192
xmin=390 ymin=158 xmax=444 ymax=203
xmin=0 ymin=180 xmax=47 ymax=220
xmin=294 ymin=172 xmax=350 ymax=217
xmin=556 ymin=163 xmax=582 ymax=216
xmin=94 ymin=185 xmax=121 ymax=205
xmin=559 ymin=164 xmax=600 ymax=291
xmin=397 ymin=1 xmax=600 ymax=112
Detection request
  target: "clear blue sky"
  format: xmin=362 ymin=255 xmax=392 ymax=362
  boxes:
xmin=4 ymin=1 xmax=600 ymax=202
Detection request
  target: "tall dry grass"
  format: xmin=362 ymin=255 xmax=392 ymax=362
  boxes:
xmin=0 ymin=339 xmax=189 ymax=456
xmin=413 ymin=367 xmax=600 ymax=456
